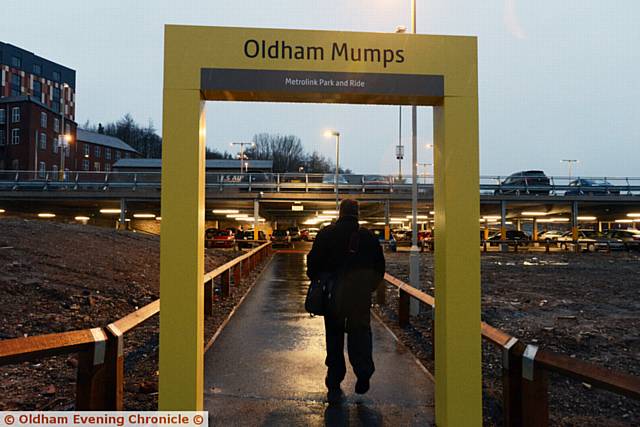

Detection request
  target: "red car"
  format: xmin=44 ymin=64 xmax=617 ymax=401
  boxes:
xmin=205 ymin=228 xmax=236 ymax=249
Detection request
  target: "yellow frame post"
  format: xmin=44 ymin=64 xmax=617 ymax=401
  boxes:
xmin=160 ymin=25 xmax=481 ymax=425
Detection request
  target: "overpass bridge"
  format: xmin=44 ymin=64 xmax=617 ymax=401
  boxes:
xmin=1 ymin=171 xmax=640 ymax=228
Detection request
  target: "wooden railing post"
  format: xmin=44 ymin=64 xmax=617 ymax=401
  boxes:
xmin=104 ymin=324 xmax=124 ymax=410
xmin=221 ymin=269 xmax=231 ymax=298
xmin=75 ymin=328 xmax=108 ymax=409
xmin=502 ymin=338 xmax=524 ymax=426
xmin=398 ymin=289 xmax=410 ymax=328
xmin=204 ymin=278 xmax=213 ymax=317
xmin=234 ymin=264 xmax=241 ymax=285
xmin=521 ymin=345 xmax=549 ymax=427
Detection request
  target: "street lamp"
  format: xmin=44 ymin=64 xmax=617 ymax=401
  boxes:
xmin=395 ymin=26 xmax=407 ymax=182
xmin=324 ymin=130 xmax=340 ymax=209
xmin=561 ymin=159 xmax=579 ymax=178
xmin=417 ymin=162 xmax=432 ymax=184
xmin=230 ymin=142 xmax=255 ymax=173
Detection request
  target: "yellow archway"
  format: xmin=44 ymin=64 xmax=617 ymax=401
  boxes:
xmin=160 ymin=25 xmax=480 ymax=426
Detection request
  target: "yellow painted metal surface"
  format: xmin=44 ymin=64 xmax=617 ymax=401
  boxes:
xmin=161 ymin=25 xmax=481 ymax=424
xmin=434 ymin=92 xmax=482 ymax=425
xmin=159 ymin=88 xmax=206 ymax=410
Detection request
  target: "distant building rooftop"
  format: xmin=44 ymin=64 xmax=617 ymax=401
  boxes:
xmin=76 ymin=129 xmax=138 ymax=153
xmin=113 ymin=158 xmax=273 ymax=171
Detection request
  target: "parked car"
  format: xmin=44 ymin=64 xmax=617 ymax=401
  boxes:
xmin=303 ymin=227 xmax=319 ymax=241
xmin=205 ymin=228 xmax=236 ymax=249
xmin=271 ymin=229 xmax=292 ymax=248
xmin=487 ymin=230 xmax=531 ymax=246
xmin=565 ymin=179 xmax=620 ymax=196
xmin=538 ymin=230 xmax=564 ymax=242
xmin=604 ymin=229 xmax=640 ymax=250
xmin=322 ymin=174 xmax=349 ymax=185
xmin=288 ymin=226 xmax=302 ymax=241
xmin=494 ymin=170 xmax=550 ymax=195
xmin=237 ymin=230 xmax=266 ymax=248
xmin=557 ymin=230 xmax=624 ymax=252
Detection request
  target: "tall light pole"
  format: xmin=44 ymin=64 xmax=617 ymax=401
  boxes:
xmin=231 ymin=142 xmax=255 ymax=173
xmin=561 ymin=159 xmax=579 ymax=178
xmin=417 ymin=162 xmax=432 ymax=184
xmin=324 ymin=130 xmax=340 ymax=209
xmin=409 ymin=0 xmax=421 ymax=314
xmin=395 ymin=26 xmax=407 ymax=182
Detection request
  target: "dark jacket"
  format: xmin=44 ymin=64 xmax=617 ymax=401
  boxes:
xmin=307 ymin=217 xmax=385 ymax=316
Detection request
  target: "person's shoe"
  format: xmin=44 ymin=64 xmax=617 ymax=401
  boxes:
xmin=355 ymin=378 xmax=370 ymax=395
xmin=327 ymin=388 xmax=344 ymax=405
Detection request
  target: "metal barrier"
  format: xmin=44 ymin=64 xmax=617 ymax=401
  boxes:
xmin=377 ymin=273 xmax=640 ymax=427
xmin=2 ymin=171 xmax=640 ymax=195
xmin=481 ymin=239 xmax=624 ymax=253
xmin=0 ymin=242 xmax=272 ymax=410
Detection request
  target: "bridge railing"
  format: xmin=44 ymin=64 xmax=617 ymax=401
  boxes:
xmin=2 ymin=171 xmax=640 ymax=195
xmin=0 ymin=242 xmax=272 ymax=410
xmin=377 ymin=272 xmax=640 ymax=426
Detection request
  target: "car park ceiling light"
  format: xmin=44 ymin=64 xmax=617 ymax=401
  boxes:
xmin=358 ymin=220 xmax=369 ymax=224
xmin=482 ymin=215 xmax=501 ymax=220
xmin=429 ymin=211 xmax=435 ymax=215
xmin=373 ymin=222 xmax=386 ymax=226
xmin=521 ymin=211 xmax=548 ymax=216
xmin=0 ymin=209 xmax=5 ymax=213
xmin=577 ymin=216 xmax=597 ymax=221
xmin=322 ymin=210 xmax=339 ymax=215
xmin=227 ymin=214 xmax=248 ymax=218
xmin=100 ymin=208 xmax=122 ymax=214
xmin=616 ymin=219 xmax=634 ymax=223
xmin=155 ymin=216 xmax=162 ymax=221
xmin=213 ymin=209 xmax=239 ymax=214
xmin=390 ymin=218 xmax=405 ymax=222
xmin=626 ymin=213 xmax=640 ymax=218
xmin=133 ymin=213 xmax=156 ymax=219
xmin=38 ymin=213 xmax=55 ymax=218
xmin=405 ymin=215 xmax=430 ymax=219
xmin=74 ymin=216 xmax=90 ymax=221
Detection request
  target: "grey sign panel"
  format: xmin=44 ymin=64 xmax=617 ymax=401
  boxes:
xmin=201 ymin=68 xmax=444 ymax=98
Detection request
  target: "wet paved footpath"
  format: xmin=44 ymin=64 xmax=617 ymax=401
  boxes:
xmin=204 ymin=250 xmax=435 ymax=426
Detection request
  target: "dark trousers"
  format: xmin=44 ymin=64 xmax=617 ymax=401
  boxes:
xmin=323 ymin=311 xmax=375 ymax=390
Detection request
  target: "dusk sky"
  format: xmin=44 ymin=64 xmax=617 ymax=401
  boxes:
xmin=3 ymin=1 xmax=639 ymax=176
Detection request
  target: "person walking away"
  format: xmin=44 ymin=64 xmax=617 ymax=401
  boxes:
xmin=307 ymin=199 xmax=385 ymax=404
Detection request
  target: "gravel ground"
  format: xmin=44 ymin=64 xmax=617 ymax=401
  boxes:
xmin=0 ymin=218 xmax=267 ymax=410
xmin=377 ymin=249 xmax=640 ymax=426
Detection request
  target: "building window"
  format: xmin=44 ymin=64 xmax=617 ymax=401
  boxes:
xmin=0 ymin=132 xmax=5 ymax=146
xmin=11 ymin=107 xmax=20 ymax=123
xmin=41 ymin=112 xmax=47 ymax=128
xmin=53 ymin=71 xmax=61 ymax=82
xmin=38 ymin=162 xmax=46 ymax=178
xmin=83 ymin=143 xmax=90 ymax=156
xmin=53 ymin=87 xmax=61 ymax=102
xmin=82 ymin=159 xmax=90 ymax=171
xmin=94 ymin=146 xmax=101 ymax=158
xmin=115 ymin=150 xmax=121 ymax=160
xmin=0 ymin=109 xmax=5 ymax=124
xmin=33 ymin=81 xmax=42 ymax=99
xmin=53 ymin=139 xmax=59 ymax=154
xmin=10 ymin=74 xmax=21 ymax=96
xmin=52 ymin=102 xmax=60 ymax=113
xmin=94 ymin=162 xmax=101 ymax=171
xmin=33 ymin=64 xmax=42 ymax=75
xmin=105 ymin=148 xmax=111 ymax=160
xmin=11 ymin=56 xmax=22 ymax=68
xmin=65 ymin=123 xmax=70 ymax=135
xmin=105 ymin=163 xmax=111 ymax=172
xmin=53 ymin=118 xmax=60 ymax=132
xmin=39 ymin=132 xmax=46 ymax=150
xmin=11 ymin=129 xmax=20 ymax=144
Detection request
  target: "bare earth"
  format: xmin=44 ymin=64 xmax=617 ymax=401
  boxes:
xmin=379 ymin=250 xmax=640 ymax=426
xmin=0 ymin=218 xmax=262 ymax=410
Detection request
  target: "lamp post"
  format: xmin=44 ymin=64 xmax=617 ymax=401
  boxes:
xmin=417 ymin=162 xmax=432 ymax=184
xmin=561 ymin=159 xmax=579 ymax=178
xmin=324 ymin=130 xmax=340 ymax=209
xmin=231 ymin=142 xmax=255 ymax=173
xmin=395 ymin=26 xmax=407 ymax=182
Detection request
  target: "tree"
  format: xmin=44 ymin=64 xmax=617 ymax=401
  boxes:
xmin=247 ymin=133 xmax=306 ymax=173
